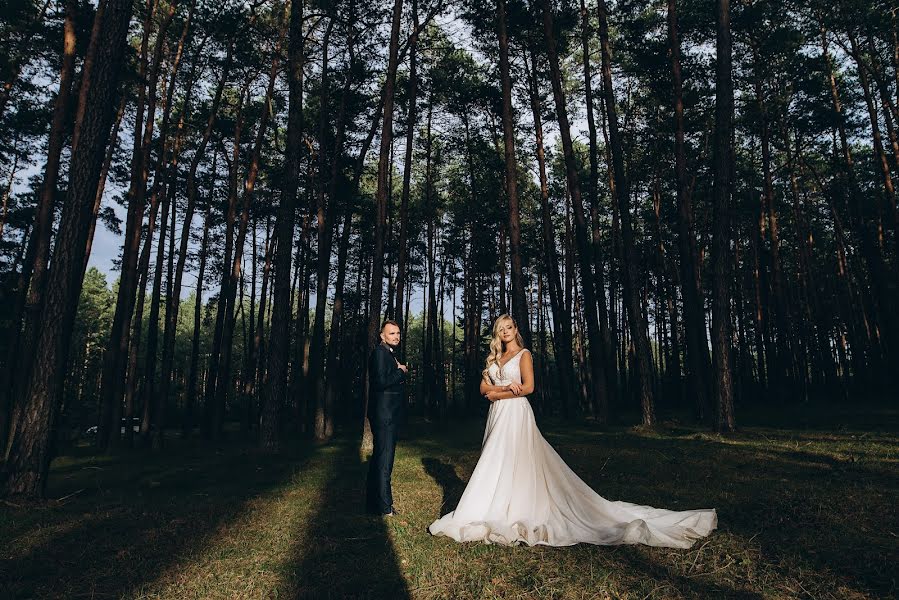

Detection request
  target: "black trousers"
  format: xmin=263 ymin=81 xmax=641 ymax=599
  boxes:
xmin=366 ymin=417 xmax=398 ymax=514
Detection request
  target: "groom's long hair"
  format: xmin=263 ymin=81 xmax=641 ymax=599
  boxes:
xmin=483 ymin=314 xmax=526 ymax=380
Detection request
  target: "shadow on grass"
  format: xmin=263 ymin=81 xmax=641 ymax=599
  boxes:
xmin=0 ymin=439 xmax=310 ymax=599
xmin=412 ymin=417 xmax=897 ymax=598
xmin=615 ymin=546 xmax=764 ymax=600
xmin=421 ymin=457 xmax=465 ymax=516
xmin=553 ymin=430 xmax=897 ymax=598
xmin=288 ymin=439 xmax=409 ymax=599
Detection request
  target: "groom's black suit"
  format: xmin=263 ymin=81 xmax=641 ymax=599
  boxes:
xmin=365 ymin=342 xmax=406 ymax=515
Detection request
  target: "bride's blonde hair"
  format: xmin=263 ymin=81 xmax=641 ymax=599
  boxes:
xmin=483 ymin=314 xmax=525 ymax=379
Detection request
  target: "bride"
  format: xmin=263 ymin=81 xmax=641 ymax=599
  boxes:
xmin=428 ymin=314 xmax=717 ymax=548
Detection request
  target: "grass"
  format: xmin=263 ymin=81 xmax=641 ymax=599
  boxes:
xmin=1 ymin=406 xmax=896 ymax=599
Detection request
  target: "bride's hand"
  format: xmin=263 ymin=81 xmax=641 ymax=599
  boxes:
xmin=507 ymin=383 xmax=523 ymax=395
xmin=485 ymin=391 xmax=501 ymax=402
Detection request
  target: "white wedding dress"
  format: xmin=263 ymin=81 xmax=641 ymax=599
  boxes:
xmin=428 ymin=349 xmax=717 ymax=548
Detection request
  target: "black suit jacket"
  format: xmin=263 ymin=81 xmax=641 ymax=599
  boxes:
xmin=368 ymin=343 xmax=406 ymax=424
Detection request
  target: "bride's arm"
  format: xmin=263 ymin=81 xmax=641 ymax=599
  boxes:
xmin=485 ymin=351 xmax=536 ymax=401
xmin=479 ymin=375 xmax=508 ymax=395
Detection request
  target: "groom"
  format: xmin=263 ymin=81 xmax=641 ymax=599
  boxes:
xmin=365 ymin=320 xmax=408 ymax=516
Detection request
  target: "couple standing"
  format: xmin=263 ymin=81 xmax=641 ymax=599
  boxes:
xmin=365 ymin=315 xmax=717 ymax=548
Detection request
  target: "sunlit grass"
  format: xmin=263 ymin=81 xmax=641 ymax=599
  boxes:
xmin=1 ymin=407 xmax=895 ymax=599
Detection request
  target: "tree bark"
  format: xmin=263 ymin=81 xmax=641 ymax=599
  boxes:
xmin=0 ymin=0 xmax=78 ymax=450
xmin=84 ymin=94 xmax=127 ymax=278
xmin=363 ymin=0 xmax=404 ymax=451
xmin=823 ymin=25 xmax=894 ymax=375
xmin=185 ymin=193 xmax=214 ymax=436
xmin=97 ymin=0 xmax=173 ymax=450
xmin=136 ymin=1 xmax=194 ymax=448
xmin=667 ymin=0 xmax=711 ymax=420
xmin=394 ymin=0 xmax=418 ymax=332
xmin=262 ymin=0 xmax=304 ymax=451
xmin=523 ymin=48 xmax=578 ymax=418
xmin=581 ymin=0 xmax=615 ymax=401
xmin=541 ymin=0 xmax=610 ymax=423
xmin=751 ymin=43 xmax=794 ymax=398
xmin=595 ymin=0 xmax=655 ymax=426
xmin=497 ymin=0 xmax=530 ymax=346
xmin=1 ymin=0 xmax=135 ymax=498
xmin=848 ymin=31 xmax=899 ymax=263
xmin=140 ymin=175 xmax=172 ymax=445
xmin=121 ymin=171 xmax=163 ymax=448
xmin=310 ymin=18 xmax=336 ymax=442
xmin=250 ymin=218 xmax=273 ymax=402
xmin=204 ymin=85 xmax=248 ymax=438
xmin=712 ymin=0 xmax=736 ymax=433
xmin=213 ymin=21 xmax=284 ymax=440
xmin=157 ymin=9 xmax=226 ymax=437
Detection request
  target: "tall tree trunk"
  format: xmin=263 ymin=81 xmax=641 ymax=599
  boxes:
xmin=581 ymin=0 xmax=615 ymax=401
xmin=160 ymin=30 xmax=236 ymax=434
xmin=394 ymin=0 xmax=418 ymax=331
xmin=138 ymin=1 xmax=195 ymax=448
xmin=262 ymin=0 xmax=303 ymax=451
xmin=712 ymin=0 xmax=736 ymax=433
xmin=203 ymin=80 xmax=250 ymax=439
xmin=251 ymin=218 xmax=273 ymax=399
xmin=848 ymin=31 xmax=899 ymax=268
xmin=423 ymin=100 xmax=443 ymax=417
xmin=1 ymin=0 xmax=135 ymax=497
xmin=214 ymin=22 xmax=285 ymax=441
xmin=325 ymin=207 xmax=353 ymax=428
xmin=497 ymin=0 xmax=530 ymax=345
xmin=667 ymin=0 xmax=711 ymax=420
xmin=310 ymin=18 xmax=337 ymax=442
xmin=363 ymin=0 xmax=403 ymax=450
xmin=540 ymin=0 xmax=610 ymax=423
xmin=523 ymin=48 xmax=578 ymax=417
xmin=651 ymin=174 xmax=680 ymax=397
xmin=97 ymin=0 xmax=175 ymax=450
xmin=140 ymin=177 xmax=172 ymax=445
xmin=0 ymin=0 xmax=78 ymax=449
xmin=782 ymin=125 xmax=819 ymax=400
xmin=321 ymin=24 xmax=360 ymax=438
xmin=751 ymin=44 xmax=794 ymax=398
xmin=595 ymin=0 xmax=655 ymax=426
xmin=205 ymin=86 xmax=247 ymax=438
xmin=84 ymin=94 xmax=127 ymax=278
xmin=121 ymin=174 xmax=163 ymax=448
xmin=748 ymin=204 xmax=767 ymax=392
xmin=325 ymin=36 xmax=375 ymax=433
xmin=823 ymin=25 xmax=894 ymax=375
xmin=154 ymin=0 xmax=205 ymax=447
xmin=185 ymin=194 xmax=214 ymax=436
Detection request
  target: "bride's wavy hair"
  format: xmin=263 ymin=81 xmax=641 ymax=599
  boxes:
xmin=483 ymin=314 xmax=525 ymax=379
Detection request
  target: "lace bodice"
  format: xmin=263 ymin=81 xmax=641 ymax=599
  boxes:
xmin=487 ymin=348 xmax=528 ymax=386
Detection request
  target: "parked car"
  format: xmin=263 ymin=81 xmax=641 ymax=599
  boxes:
xmin=85 ymin=418 xmax=141 ymax=436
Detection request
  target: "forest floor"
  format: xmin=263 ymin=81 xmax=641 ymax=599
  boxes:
xmin=1 ymin=405 xmax=896 ymax=599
